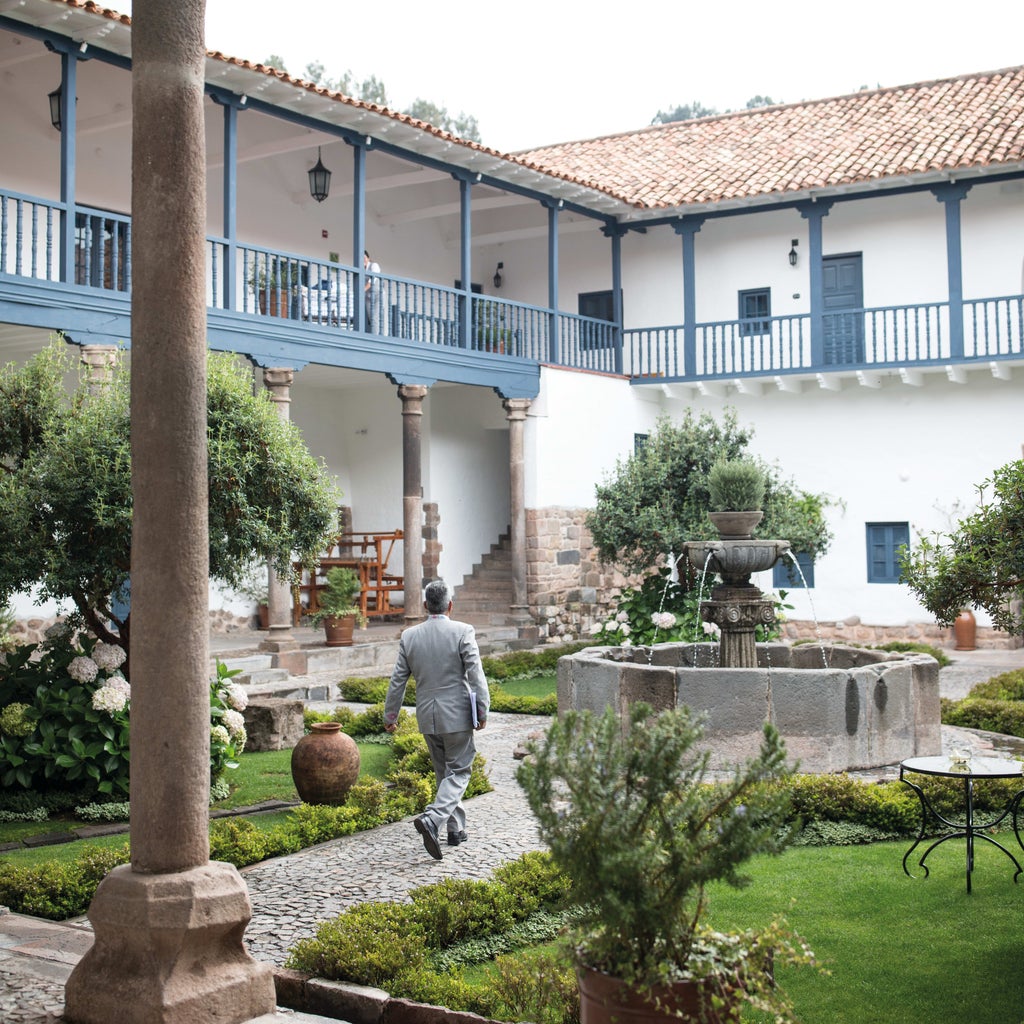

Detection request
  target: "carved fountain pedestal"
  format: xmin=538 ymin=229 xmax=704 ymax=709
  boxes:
xmin=683 ymin=512 xmax=790 ymax=668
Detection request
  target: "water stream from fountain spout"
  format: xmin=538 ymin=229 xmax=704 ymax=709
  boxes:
xmin=782 ymin=549 xmax=829 ymax=669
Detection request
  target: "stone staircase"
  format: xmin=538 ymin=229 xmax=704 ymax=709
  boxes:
xmin=453 ymin=530 xmax=516 ymax=626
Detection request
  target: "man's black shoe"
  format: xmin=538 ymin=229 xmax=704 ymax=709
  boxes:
xmin=447 ymin=830 xmax=468 ymax=846
xmin=414 ymin=815 xmax=443 ymax=860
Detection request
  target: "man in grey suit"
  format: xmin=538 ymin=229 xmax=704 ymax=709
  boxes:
xmin=384 ymin=579 xmax=489 ymax=860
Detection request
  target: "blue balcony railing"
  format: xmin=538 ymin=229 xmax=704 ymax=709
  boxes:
xmin=3 ymin=187 xmax=1022 ymax=381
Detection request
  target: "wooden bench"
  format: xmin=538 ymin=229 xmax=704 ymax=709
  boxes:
xmin=293 ymin=530 xmax=404 ymax=623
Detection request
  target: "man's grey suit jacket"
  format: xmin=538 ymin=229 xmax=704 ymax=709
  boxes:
xmin=384 ymin=614 xmax=490 ymax=734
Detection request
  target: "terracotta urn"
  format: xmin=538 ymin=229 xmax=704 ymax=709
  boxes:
xmin=953 ymin=608 xmax=977 ymax=651
xmin=290 ymin=722 xmax=361 ymax=805
xmin=322 ymin=613 xmax=355 ymax=647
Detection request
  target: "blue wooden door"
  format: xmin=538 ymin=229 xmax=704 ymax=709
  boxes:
xmin=822 ymin=254 xmax=863 ymax=364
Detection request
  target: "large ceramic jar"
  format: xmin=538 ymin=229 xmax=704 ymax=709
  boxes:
xmin=290 ymin=722 xmax=361 ymax=805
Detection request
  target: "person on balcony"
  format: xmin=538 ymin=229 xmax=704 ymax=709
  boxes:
xmin=364 ymin=249 xmax=381 ymax=333
xmin=383 ymin=579 xmax=489 ymax=859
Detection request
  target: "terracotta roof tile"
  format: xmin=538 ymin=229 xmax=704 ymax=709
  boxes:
xmin=518 ymin=68 xmax=1024 ymax=209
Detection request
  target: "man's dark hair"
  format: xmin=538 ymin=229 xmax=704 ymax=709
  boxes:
xmin=423 ymin=579 xmax=452 ymax=615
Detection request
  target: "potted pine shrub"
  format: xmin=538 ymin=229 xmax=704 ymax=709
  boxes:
xmin=517 ymin=701 xmax=813 ymax=1024
xmin=309 ymin=566 xmax=362 ymax=647
xmin=707 ymin=457 xmax=766 ymax=539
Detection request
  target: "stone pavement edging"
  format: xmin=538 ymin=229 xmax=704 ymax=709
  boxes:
xmin=273 ymin=968 xmax=503 ymax=1024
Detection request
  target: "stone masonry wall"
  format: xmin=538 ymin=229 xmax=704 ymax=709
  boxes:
xmin=525 ymin=507 xmax=1021 ymax=650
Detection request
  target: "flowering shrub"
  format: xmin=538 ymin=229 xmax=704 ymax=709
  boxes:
xmin=209 ymin=660 xmax=248 ymax=784
xmin=590 ymin=567 xmax=712 ymax=647
xmin=591 ymin=565 xmax=790 ymax=647
xmin=0 ymin=627 xmax=131 ymax=797
xmin=0 ymin=627 xmax=246 ymax=798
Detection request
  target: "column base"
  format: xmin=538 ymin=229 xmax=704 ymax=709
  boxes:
xmin=258 ymin=624 xmax=298 ymax=653
xmin=64 ymin=861 xmax=275 ymax=1024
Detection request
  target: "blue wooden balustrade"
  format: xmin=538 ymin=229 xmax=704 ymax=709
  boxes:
xmin=2 ymin=187 xmax=1021 ymax=381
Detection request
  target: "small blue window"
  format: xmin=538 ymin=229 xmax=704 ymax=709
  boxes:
xmin=739 ymin=288 xmax=771 ymax=336
xmin=866 ymin=522 xmax=910 ymax=583
xmin=634 ymin=433 xmax=649 ymax=455
xmin=774 ymin=551 xmax=814 ymax=588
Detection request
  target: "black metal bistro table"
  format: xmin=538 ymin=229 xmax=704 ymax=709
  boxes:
xmin=900 ymin=755 xmax=1024 ymax=893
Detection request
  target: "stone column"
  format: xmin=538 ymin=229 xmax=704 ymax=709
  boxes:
xmin=423 ymin=502 xmax=442 ymax=582
xmin=503 ymin=398 xmax=533 ymax=629
xmin=64 ymin=3 xmax=275 ymax=1022
xmin=399 ymin=384 xmax=428 ymax=625
xmin=258 ymin=367 xmax=299 ymax=657
xmin=80 ymin=344 xmax=118 ymax=393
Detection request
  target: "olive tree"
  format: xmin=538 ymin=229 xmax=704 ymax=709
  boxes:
xmin=587 ymin=410 xmax=834 ymax=577
xmin=0 ymin=342 xmax=339 ymax=667
xmin=901 ymin=459 xmax=1024 ymax=633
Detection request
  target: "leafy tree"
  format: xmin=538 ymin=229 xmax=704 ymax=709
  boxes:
xmin=586 ymin=410 xmax=834 ymax=577
xmin=745 ymin=95 xmax=777 ymax=109
xmin=651 ymin=100 xmax=719 ymax=124
xmin=0 ymin=342 xmax=339 ymax=667
xmin=267 ymin=57 xmax=481 ymax=141
xmin=404 ymin=99 xmax=481 ymax=142
xmin=901 ymin=460 xmax=1024 ymax=633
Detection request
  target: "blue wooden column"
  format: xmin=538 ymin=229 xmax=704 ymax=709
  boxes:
xmin=46 ymin=43 xmax=79 ymax=284
xmin=459 ymin=174 xmax=472 ymax=348
xmin=545 ymin=200 xmax=561 ymax=363
xmin=931 ymin=182 xmax=972 ymax=361
xmin=672 ymin=216 xmax=704 ymax=376
xmin=211 ymin=91 xmax=244 ymax=310
xmin=798 ymin=199 xmax=834 ymax=367
xmin=352 ymin=141 xmax=367 ymax=331
xmin=603 ymin=221 xmax=627 ymax=374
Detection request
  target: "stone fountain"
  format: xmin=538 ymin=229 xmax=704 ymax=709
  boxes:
xmin=683 ymin=509 xmax=789 ymax=669
xmin=560 ymin=510 xmax=942 ymax=773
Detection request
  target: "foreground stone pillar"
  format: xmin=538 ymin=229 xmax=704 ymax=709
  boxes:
xmin=503 ymin=398 xmax=532 ymax=627
xmin=259 ymin=367 xmax=298 ymax=652
xmin=399 ymin=384 xmax=428 ymax=625
xmin=64 ymin=3 xmax=275 ymax=1021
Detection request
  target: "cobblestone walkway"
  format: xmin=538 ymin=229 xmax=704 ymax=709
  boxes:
xmin=241 ymin=710 xmax=549 ymax=964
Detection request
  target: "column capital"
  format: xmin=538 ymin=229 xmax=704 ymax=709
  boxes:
xmin=502 ymin=397 xmax=532 ymax=421
xmin=80 ymin=344 xmax=119 ymax=390
xmin=262 ymin=367 xmax=295 ymax=407
xmin=398 ymin=383 xmax=429 ymax=404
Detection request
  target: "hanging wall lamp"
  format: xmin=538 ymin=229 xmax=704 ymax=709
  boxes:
xmin=48 ymin=86 xmax=63 ymax=131
xmin=308 ymin=147 xmax=331 ymax=203
xmin=493 ymin=262 xmax=504 ymax=289
xmin=788 ymin=239 xmax=799 ymax=267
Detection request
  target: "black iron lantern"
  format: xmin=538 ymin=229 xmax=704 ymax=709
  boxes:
xmin=308 ymin=147 xmax=331 ymax=203
xmin=788 ymin=239 xmax=799 ymax=267
xmin=493 ymin=262 xmax=503 ymax=289
xmin=48 ymin=86 xmax=63 ymax=131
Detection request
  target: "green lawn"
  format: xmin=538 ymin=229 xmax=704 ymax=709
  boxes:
xmin=495 ymin=674 xmax=556 ymax=699
xmin=704 ymin=840 xmax=1024 ymax=1023
xmin=0 ymin=740 xmax=393 ymax=866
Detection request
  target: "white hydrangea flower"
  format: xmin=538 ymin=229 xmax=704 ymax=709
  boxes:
xmin=621 ymin=638 xmax=633 ymax=648
xmin=604 ymin=620 xmax=617 ymax=633
xmin=616 ymin=611 xmax=629 ymax=623
xmin=224 ymin=683 xmax=248 ymax=712
xmin=588 ymin=621 xmax=604 ymax=635
xmin=68 ymin=656 xmax=99 ymax=683
xmin=92 ymin=642 xmax=127 ymax=671
xmin=619 ymin=623 xmax=631 ymax=636
xmin=92 ymin=684 xmax=129 ymax=715
xmin=651 ymin=611 xmax=677 ymax=630
xmin=223 ymin=709 xmax=246 ymax=738
xmin=107 ymin=674 xmax=131 ymax=696
xmin=210 ymin=725 xmax=231 ymax=747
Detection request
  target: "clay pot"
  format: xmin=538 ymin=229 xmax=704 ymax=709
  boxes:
xmin=953 ymin=609 xmax=977 ymax=651
xmin=256 ymin=604 xmax=269 ymax=630
xmin=322 ymin=614 xmax=355 ymax=647
xmin=577 ymin=965 xmax=737 ymax=1024
xmin=290 ymin=722 xmax=361 ymax=805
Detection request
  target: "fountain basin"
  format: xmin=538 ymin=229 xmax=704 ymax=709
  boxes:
xmin=558 ymin=642 xmax=941 ymax=774
xmin=683 ymin=539 xmax=791 ymax=585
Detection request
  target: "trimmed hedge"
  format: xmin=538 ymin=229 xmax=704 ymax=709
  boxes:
xmin=940 ymin=668 xmax=1024 ymax=740
xmin=0 ymin=705 xmax=491 ymax=919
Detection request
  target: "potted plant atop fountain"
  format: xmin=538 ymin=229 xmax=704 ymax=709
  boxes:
xmin=309 ymin=566 xmax=363 ymax=647
xmin=707 ymin=457 xmax=765 ymax=539
xmin=517 ymin=701 xmax=813 ymax=1024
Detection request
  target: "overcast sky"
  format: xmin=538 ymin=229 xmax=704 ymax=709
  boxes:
xmin=131 ymin=1 xmax=1022 ymax=153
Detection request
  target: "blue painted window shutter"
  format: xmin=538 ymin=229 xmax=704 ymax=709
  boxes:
xmin=865 ymin=522 xmax=910 ymax=583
